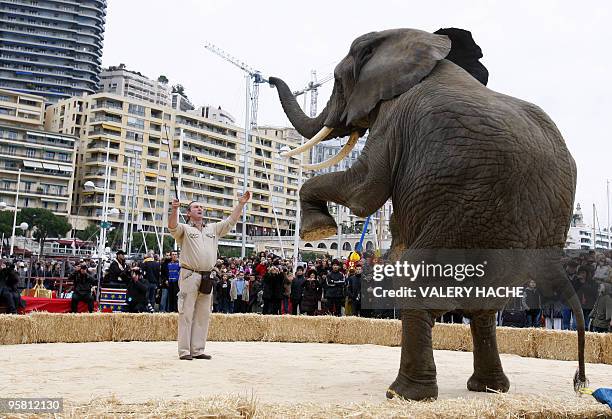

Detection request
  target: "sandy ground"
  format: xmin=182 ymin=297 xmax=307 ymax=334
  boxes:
xmin=1 ymin=341 xmax=610 ymax=404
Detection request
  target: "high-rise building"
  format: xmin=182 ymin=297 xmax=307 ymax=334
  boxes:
xmin=99 ymin=66 xmax=171 ymax=107
xmin=45 ymin=93 xmax=303 ymax=252
xmin=0 ymin=0 xmax=107 ymax=103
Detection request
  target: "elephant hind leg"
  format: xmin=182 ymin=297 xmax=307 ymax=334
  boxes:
xmin=467 ymin=311 xmax=510 ymax=393
xmin=387 ymin=310 xmax=438 ymax=401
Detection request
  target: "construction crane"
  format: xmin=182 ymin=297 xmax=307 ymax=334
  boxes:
xmin=293 ymin=70 xmax=334 ymax=117
xmin=204 ymin=42 xmax=267 ymax=130
xmin=204 ymin=42 xmax=269 ymax=257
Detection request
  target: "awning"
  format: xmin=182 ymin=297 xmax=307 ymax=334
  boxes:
xmin=196 ymin=156 xmax=237 ymax=169
xmin=23 ymin=160 xmax=43 ymax=169
xmin=102 ymin=123 xmax=122 ymax=132
xmin=57 ymin=165 xmax=74 ymax=172
xmin=42 ymin=163 xmax=60 ymax=170
xmin=144 ymin=171 xmax=157 ymax=177
xmin=40 ymin=197 xmax=67 ymax=203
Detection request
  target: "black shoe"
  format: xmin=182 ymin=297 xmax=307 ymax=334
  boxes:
xmin=193 ymin=354 xmax=212 ymax=360
xmin=179 ymin=355 xmax=193 ymax=360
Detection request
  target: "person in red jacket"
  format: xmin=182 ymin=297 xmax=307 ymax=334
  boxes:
xmin=255 ymin=258 xmax=268 ymax=278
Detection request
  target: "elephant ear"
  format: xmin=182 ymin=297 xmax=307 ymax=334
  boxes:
xmin=434 ymin=28 xmax=489 ymax=85
xmin=342 ymin=29 xmax=451 ymax=126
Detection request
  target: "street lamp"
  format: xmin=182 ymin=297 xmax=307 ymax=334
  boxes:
xmin=0 ymin=168 xmax=23 ymax=256
xmin=18 ymin=222 xmax=28 ymax=259
xmin=84 ymin=181 xmax=119 ymax=256
xmin=279 ymin=145 xmax=303 ymax=271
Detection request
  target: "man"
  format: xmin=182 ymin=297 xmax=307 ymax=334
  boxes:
xmin=572 ymin=266 xmax=598 ymax=330
xmin=324 ymin=259 xmax=346 ymax=316
xmin=347 ymin=265 xmax=363 ymax=316
xmin=262 ymin=264 xmax=284 ymax=314
xmin=0 ymin=261 xmax=22 ymax=314
xmin=69 ymin=264 xmax=96 ymax=313
xmin=247 ymin=274 xmax=263 ymax=313
xmin=142 ymin=251 xmax=161 ymax=310
xmin=230 ymin=270 xmax=249 ymax=313
xmin=103 ymin=250 xmax=130 ymax=287
xmin=522 ymin=280 xmax=541 ymax=328
xmin=290 ymin=266 xmax=305 ymax=315
xmin=162 ymin=251 xmax=181 ymax=312
xmin=126 ymin=266 xmax=150 ymax=313
xmin=168 ymin=192 xmax=250 ymax=360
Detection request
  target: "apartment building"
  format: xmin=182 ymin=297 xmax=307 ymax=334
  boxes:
xmin=0 ymin=87 xmax=45 ymax=127
xmin=0 ymin=88 xmax=77 ymax=218
xmin=171 ymin=92 xmax=194 ymax=112
xmin=0 ymin=0 xmax=107 ymax=103
xmin=45 ymin=93 xmax=304 ymax=246
xmin=99 ymin=66 xmax=171 ymax=107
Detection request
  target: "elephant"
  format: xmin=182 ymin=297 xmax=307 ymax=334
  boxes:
xmin=268 ymin=27 xmax=587 ymax=400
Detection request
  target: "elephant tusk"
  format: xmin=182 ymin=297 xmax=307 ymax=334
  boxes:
xmin=280 ymin=126 xmax=333 ymax=157
xmin=302 ymin=131 xmax=360 ymax=171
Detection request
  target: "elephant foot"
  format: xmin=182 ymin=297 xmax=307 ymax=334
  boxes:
xmin=386 ymin=374 xmax=438 ymax=401
xmin=300 ymin=212 xmax=337 ymax=241
xmin=467 ymin=372 xmax=510 ymax=393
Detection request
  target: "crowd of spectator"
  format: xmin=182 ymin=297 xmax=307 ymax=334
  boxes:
xmin=1 ymin=248 xmax=610 ymax=333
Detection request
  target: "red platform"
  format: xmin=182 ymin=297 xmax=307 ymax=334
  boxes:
xmin=19 ymin=296 xmax=98 ymax=314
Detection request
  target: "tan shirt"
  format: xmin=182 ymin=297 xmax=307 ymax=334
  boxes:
xmin=168 ymin=214 xmax=239 ymax=271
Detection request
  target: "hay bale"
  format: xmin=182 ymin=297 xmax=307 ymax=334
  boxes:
xmin=0 ymin=314 xmax=32 ymax=344
xmin=208 ymin=313 xmax=265 ymax=342
xmin=112 ymin=313 xmax=177 ymax=342
xmin=599 ymin=332 xmax=612 ymax=365
xmin=30 ymin=313 xmax=114 ymax=343
xmin=335 ymin=317 xmax=401 ymax=346
xmin=432 ymin=323 xmax=473 ymax=352
xmin=64 ymin=393 xmax=609 ymax=418
xmin=496 ymin=326 xmax=536 ymax=358
xmin=261 ymin=315 xmax=340 ymax=343
xmin=533 ymin=329 xmax=602 ymax=363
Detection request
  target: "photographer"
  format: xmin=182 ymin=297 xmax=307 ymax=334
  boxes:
xmin=126 ymin=266 xmax=151 ymax=313
xmin=103 ymin=250 xmax=130 ymax=287
xmin=262 ymin=264 xmax=284 ymax=314
xmin=69 ymin=264 xmax=96 ymax=313
xmin=0 ymin=261 xmax=22 ymax=314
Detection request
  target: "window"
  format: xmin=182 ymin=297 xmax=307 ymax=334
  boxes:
xmin=127 ymin=117 xmax=144 ymax=129
xmin=126 ymin=131 xmax=142 ymax=142
xmin=26 ymin=148 xmax=36 ymax=158
xmin=45 ymin=151 xmax=55 ymax=159
xmin=128 ymin=104 xmax=145 ymax=116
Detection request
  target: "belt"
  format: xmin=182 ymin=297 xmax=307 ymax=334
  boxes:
xmin=183 ymin=267 xmax=211 ymax=279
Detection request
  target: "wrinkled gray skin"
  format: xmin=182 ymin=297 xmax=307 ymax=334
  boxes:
xmin=269 ymin=28 xmax=586 ymax=401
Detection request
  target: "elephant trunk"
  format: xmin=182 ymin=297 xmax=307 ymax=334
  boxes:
xmin=268 ymin=76 xmax=330 ymax=139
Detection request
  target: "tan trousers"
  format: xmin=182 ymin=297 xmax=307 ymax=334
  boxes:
xmin=177 ymin=270 xmax=213 ymax=357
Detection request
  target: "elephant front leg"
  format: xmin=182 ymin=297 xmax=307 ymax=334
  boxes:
xmin=299 ymin=158 xmax=391 ymax=241
xmin=387 ymin=310 xmax=439 ymax=401
xmin=467 ymin=311 xmax=510 ymax=393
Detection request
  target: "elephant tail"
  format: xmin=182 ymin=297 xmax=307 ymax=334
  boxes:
xmin=566 ymin=292 xmax=588 ymax=392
